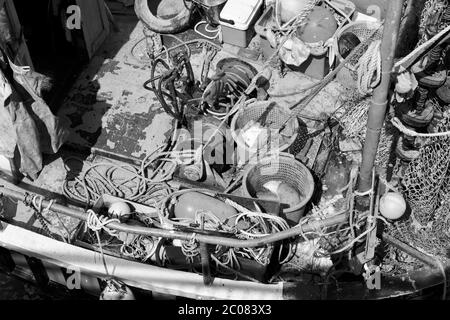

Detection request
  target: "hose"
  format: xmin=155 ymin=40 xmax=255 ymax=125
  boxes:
xmin=0 ymin=186 xmax=349 ymax=248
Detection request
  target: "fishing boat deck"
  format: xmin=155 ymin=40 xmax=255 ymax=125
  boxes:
xmin=5 ymin=7 xmax=433 ymax=301
xmin=0 ymin=12 xmax=349 ymax=237
xmin=56 ymin=14 xmax=347 ymax=163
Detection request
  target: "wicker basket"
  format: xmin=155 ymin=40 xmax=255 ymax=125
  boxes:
xmin=230 ymin=101 xmax=299 ymax=162
xmin=242 ymin=153 xmax=315 ymax=225
xmin=333 ymin=21 xmax=383 ymax=89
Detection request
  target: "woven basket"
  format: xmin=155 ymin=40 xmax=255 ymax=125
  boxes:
xmin=242 ymin=153 xmax=315 ymax=224
xmin=230 ymin=101 xmax=299 ymax=160
xmin=333 ymin=21 xmax=383 ymax=89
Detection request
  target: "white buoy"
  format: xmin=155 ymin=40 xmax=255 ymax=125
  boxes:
xmin=108 ymin=201 xmax=132 ymax=222
xmin=379 ymin=192 xmax=407 ymax=220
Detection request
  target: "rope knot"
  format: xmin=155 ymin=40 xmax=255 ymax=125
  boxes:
xmin=86 ymin=209 xmax=120 ymax=237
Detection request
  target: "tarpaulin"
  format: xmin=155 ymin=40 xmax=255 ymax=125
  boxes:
xmin=0 ymin=51 xmax=68 ymax=180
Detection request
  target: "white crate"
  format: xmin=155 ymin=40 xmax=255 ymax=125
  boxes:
xmin=0 ymin=155 xmax=12 ymax=174
xmin=219 ymin=0 xmax=263 ymax=47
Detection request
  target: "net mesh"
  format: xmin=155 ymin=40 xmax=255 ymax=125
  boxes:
xmin=387 ymin=113 xmax=450 ymax=261
xmin=336 ymin=95 xmax=397 ymax=171
xmin=401 ymin=115 xmax=450 ymax=225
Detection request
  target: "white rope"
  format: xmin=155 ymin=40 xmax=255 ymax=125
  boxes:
xmin=355 ymin=189 xmax=372 ymax=197
xmin=356 ymin=40 xmax=381 ymax=95
xmin=194 ymin=20 xmax=221 ymax=40
xmin=378 ymin=176 xmax=400 ymax=194
xmin=86 ymin=209 xmax=122 ymax=275
xmin=394 ymin=24 xmax=450 ymax=70
xmin=391 ymin=117 xmax=450 ymax=137
xmin=30 ymin=195 xmax=70 ymax=243
xmin=86 ymin=209 xmax=120 ymax=237
xmin=275 ymin=0 xmax=319 ymax=32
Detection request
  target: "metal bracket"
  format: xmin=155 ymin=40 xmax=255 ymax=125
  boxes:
xmin=199 ymin=44 xmax=219 ymax=89
xmin=363 ymin=168 xmax=380 ymax=263
xmin=363 ymin=263 xmax=381 ymax=290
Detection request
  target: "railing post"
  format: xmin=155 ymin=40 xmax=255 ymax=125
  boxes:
xmin=358 ymin=0 xmax=404 ymax=193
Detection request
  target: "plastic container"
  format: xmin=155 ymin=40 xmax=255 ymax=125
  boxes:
xmin=0 ymin=155 xmax=12 ymax=175
xmin=219 ymin=0 xmax=263 ymax=47
xmin=242 ymin=153 xmax=315 ymax=225
xmin=255 ymin=4 xmax=334 ymax=79
xmin=230 ymin=101 xmax=299 ymax=164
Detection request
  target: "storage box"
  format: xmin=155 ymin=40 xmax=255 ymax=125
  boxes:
xmin=219 ymin=0 xmax=263 ymax=48
xmin=0 ymin=155 xmax=12 ymax=175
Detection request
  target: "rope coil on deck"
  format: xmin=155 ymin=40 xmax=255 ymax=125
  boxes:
xmin=86 ymin=209 xmax=120 ymax=237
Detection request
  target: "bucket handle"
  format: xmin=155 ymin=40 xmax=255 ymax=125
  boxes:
xmin=219 ymin=17 xmax=235 ymax=25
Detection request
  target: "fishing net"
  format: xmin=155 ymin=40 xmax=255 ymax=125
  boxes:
xmin=418 ymin=0 xmax=449 ymax=46
xmin=338 ymin=97 xmax=370 ymax=142
xmin=336 ymin=95 xmax=397 ymax=171
xmin=387 ymin=113 xmax=450 ymax=261
xmin=401 ymin=115 xmax=450 ymax=225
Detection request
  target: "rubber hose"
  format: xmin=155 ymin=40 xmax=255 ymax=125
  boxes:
xmin=0 ymin=186 xmax=348 ymax=248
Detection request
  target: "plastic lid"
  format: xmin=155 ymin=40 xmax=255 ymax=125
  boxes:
xmin=220 ymin=0 xmax=262 ymax=30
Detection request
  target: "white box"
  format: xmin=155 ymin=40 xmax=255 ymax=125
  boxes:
xmin=219 ymin=0 xmax=263 ymax=47
xmin=0 ymin=155 xmax=12 ymax=174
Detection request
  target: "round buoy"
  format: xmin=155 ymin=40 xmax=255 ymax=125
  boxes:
xmin=379 ymin=192 xmax=407 ymax=220
xmin=297 ymin=6 xmax=338 ymax=43
xmin=100 ymin=279 xmax=135 ymax=300
xmin=108 ymin=201 xmax=132 ymax=222
xmin=279 ymin=0 xmax=311 ymax=24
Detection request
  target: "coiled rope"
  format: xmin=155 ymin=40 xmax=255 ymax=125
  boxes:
xmin=28 ymin=195 xmax=71 ymax=243
xmin=86 ymin=209 xmax=122 ymax=274
xmin=356 ymin=40 xmax=382 ymax=95
xmin=62 ymin=140 xmax=203 ymax=206
xmin=86 ymin=209 xmax=120 ymax=237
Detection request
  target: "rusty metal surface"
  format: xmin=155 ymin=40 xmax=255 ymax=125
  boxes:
xmin=58 ymin=15 xmax=176 ymax=162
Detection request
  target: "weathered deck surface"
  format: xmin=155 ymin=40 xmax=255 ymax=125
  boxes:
xmin=57 ymin=15 xmax=346 ymax=163
xmin=58 ymin=15 xmax=175 ymax=161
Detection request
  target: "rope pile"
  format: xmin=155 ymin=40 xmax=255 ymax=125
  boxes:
xmin=86 ymin=209 xmax=120 ymax=237
xmin=61 ymin=142 xmax=204 ymax=206
xmin=157 ymin=190 xmax=294 ymax=269
xmin=274 ymin=0 xmax=319 ymax=36
xmin=120 ymin=235 xmax=157 ymax=262
xmin=355 ymin=40 xmax=381 ymax=95
xmin=26 ymin=195 xmax=72 ymax=243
